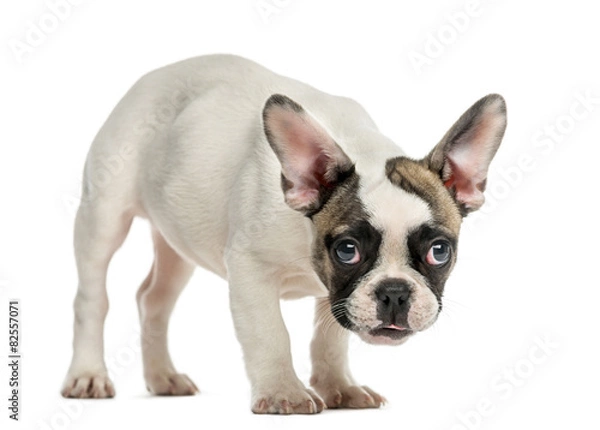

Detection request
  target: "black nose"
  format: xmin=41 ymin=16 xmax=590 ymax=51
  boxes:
xmin=375 ymin=279 xmax=411 ymax=324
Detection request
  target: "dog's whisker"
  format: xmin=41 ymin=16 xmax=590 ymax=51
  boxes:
xmin=315 ymin=299 xmax=349 ymax=335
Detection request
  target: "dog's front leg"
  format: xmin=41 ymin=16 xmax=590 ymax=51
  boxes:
xmin=228 ymin=257 xmax=325 ymax=414
xmin=310 ymin=298 xmax=386 ymax=409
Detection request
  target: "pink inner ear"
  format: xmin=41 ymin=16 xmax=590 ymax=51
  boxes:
xmin=444 ymin=154 xmax=487 ymax=209
xmin=444 ymin=158 xmax=485 ymax=210
xmin=284 ymin=187 xmax=320 ymax=210
xmin=443 ymin=110 xmax=505 ymax=211
xmin=280 ymin=135 xmax=333 ymax=196
xmin=272 ymin=111 xmax=330 ymax=172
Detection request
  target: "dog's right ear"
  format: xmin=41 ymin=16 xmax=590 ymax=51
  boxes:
xmin=263 ymin=94 xmax=355 ymax=215
xmin=423 ymin=94 xmax=507 ymax=215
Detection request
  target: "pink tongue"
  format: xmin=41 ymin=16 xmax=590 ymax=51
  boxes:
xmin=385 ymin=324 xmax=406 ymax=331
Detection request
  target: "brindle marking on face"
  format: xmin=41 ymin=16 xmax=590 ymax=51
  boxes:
xmin=310 ymin=172 xmax=382 ymax=329
xmin=385 ymin=157 xmax=462 ymax=236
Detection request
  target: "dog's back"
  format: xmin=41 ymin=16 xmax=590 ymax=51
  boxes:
xmin=82 ymin=54 xmax=398 ymax=275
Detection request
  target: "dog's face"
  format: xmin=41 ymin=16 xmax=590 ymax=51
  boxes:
xmin=264 ymin=94 xmax=507 ymax=345
xmin=308 ymin=158 xmax=462 ymax=345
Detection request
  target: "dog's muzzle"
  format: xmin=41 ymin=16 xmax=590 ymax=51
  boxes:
xmin=337 ymin=277 xmax=440 ymax=345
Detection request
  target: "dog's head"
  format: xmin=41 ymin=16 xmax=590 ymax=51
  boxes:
xmin=263 ymin=93 xmax=506 ymax=345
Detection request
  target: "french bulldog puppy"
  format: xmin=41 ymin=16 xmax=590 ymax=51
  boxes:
xmin=61 ymin=54 xmax=506 ymax=414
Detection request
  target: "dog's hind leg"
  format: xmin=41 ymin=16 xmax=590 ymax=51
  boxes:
xmin=61 ymin=199 xmax=134 ymax=398
xmin=60 ymin=67 xmax=193 ymax=398
xmin=136 ymin=228 xmax=198 ymax=396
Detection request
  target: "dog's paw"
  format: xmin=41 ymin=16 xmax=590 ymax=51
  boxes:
xmin=252 ymin=386 xmax=326 ymax=414
xmin=145 ymin=372 xmax=199 ymax=396
xmin=61 ymin=372 xmax=115 ymax=399
xmin=312 ymin=383 xmax=386 ymax=409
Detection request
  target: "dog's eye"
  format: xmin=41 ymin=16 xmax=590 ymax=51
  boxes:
xmin=426 ymin=241 xmax=451 ymax=266
xmin=334 ymin=239 xmax=361 ymax=265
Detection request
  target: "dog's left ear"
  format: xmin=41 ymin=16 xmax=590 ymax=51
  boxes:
xmin=263 ymin=94 xmax=355 ymax=215
xmin=423 ymin=94 xmax=507 ymax=215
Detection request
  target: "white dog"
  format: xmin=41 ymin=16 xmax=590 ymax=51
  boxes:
xmin=62 ymin=54 xmax=507 ymax=414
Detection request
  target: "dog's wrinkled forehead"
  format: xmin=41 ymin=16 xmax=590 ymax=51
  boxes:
xmin=360 ymin=176 xmax=432 ymax=252
xmin=384 ymin=157 xmax=462 ymax=236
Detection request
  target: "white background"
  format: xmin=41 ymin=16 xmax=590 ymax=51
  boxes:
xmin=1 ymin=1 xmax=599 ymax=429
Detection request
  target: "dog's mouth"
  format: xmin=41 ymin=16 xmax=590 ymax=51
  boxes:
xmin=370 ymin=324 xmax=413 ymax=339
xmin=356 ymin=324 xmax=414 ymax=346
xmin=365 ymin=324 xmax=414 ymax=343
xmin=337 ymin=312 xmax=416 ymax=345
